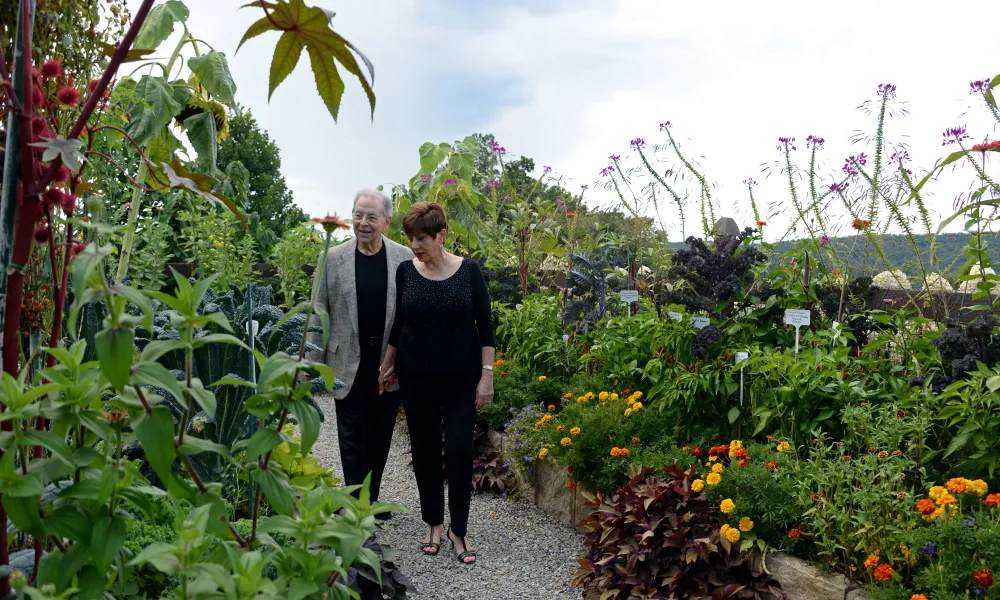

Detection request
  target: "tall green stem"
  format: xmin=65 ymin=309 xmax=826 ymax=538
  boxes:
xmin=114 ymin=30 xmax=189 ymax=284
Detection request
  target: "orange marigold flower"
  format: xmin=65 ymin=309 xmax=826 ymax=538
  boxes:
xmin=915 ymin=499 xmax=937 ymax=515
xmin=936 ymin=492 xmax=957 ymax=507
xmin=910 ymin=595 xmax=928 ymax=600
xmin=556 ymin=425 xmax=565 ymax=433
xmin=312 ymin=213 xmax=350 ymax=233
xmin=985 ymin=493 xmax=1000 ymax=508
xmin=547 ymin=404 xmax=556 ymax=412
xmin=620 ymin=447 xmax=631 ymax=457
xmin=610 ymin=447 xmax=621 ymax=457
xmin=734 ymin=447 xmax=748 ymax=460
xmin=788 ymin=528 xmax=801 ymax=540
xmin=946 ymin=478 xmax=969 ymax=494
xmin=864 ymin=554 xmax=880 ymax=570
xmin=766 ymin=461 xmax=779 ymax=472
xmin=738 ymin=458 xmax=747 ymax=468
xmin=631 ymin=437 xmax=640 ymax=444
xmin=873 ymin=563 xmax=893 ymax=582
xmin=564 ymin=392 xmax=573 ymax=399
xmin=567 ymin=480 xmax=577 ymax=490
xmin=843 ymin=455 xmax=852 ymax=462
xmin=975 ymin=570 xmax=993 ymax=587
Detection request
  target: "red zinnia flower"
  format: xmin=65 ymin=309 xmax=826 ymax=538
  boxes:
xmin=691 ymin=446 xmax=703 ymax=457
xmin=566 ymin=213 xmax=577 ymax=218
xmin=40 ymin=59 xmax=63 ymax=79
xmin=851 ymin=218 xmax=871 ymax=231
xmin=971 ymin=140 xmax=1000 ymax=152
xmin=787 ymin=528 xmax=801 ymax=540
xmin=756 ymin=220 xmax=766 ymax=226
xmin=896 ymin=409 xmax=905 ymax=418
xmin=56 ymin=86 xmax=81 ymax=106
xmin=975 ymin=570 xmax=993 ymax=587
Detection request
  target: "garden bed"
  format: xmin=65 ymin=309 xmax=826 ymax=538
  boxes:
xmin=489 ymin=430 xmax=869 ymax=600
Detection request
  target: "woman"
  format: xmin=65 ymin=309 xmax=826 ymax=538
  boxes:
xmin=378 ymin=201 xmax=495 ymax=565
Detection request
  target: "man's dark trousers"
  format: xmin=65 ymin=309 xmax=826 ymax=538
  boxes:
xmin=334 ymin=338 xmax=401 ymax=504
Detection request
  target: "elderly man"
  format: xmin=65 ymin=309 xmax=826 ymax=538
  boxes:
xmin=309 ymin=189 xmax=413 ymax=506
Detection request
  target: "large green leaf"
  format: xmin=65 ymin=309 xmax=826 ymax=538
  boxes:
xmin=3 ymin=495 xmax=44 ymax=538
xmin=288 ymin=398 xmax=319 ymax=455
xmin=134 ymin=0 xmax=190 ymax=51
xmin=91 ymin=515 xmax=127 ymax=574
xmin=418 ymin=142 xmax=450 ymax=176
xmin=135 ymin=407 xmax=178 ymax=487
xmin=253 ymin=467 xmax=294 ymax=516
xmin=183 ymin=112 xmax=218 ymax=170
xmin=127 ymin=76 xmax=185 ymax=147
xmin=188 ymin=50 xmax=238 ymax=108
xmin=160 ymin=159 xmax=245 ymax=223
xmin=269 ymin=31 xmax=305 ymax=101
xmin=306 ymin=45 xmax=346 ymax=123
xmin=95 ymin=326 xmax=134 ymax=392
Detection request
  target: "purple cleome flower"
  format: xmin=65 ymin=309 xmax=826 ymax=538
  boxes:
xmin=743 ymin=178 xmax=757 ymax=186
xmin=485 ymin=179 xmax=500 ymax=189
xmin=842 ymin=153 xmax=867 ymax=177
xmin=820 ymin=235 xmax=830 ymax=247
xmin=970 ymin=78 xmax=991 ymax=95
xmin=806 ymin=135 xmax=825 ymax=149
xmin=543 ymin=165 xmax=552 ymax=173
xmin=830 ymin=182 xmax=848 ymax=193
xmin=777 ymin=136 xmax=797 ymax=151
xmin=580 ymin=184 xmax=588 ymax=190
xmin=609 ymin=154 xmax=621 ymax=162
xmin=600 ymin=166 xmax=615 ymax=177
xmin=630 ymin=138 xmax=645 ymax=148
xmin=942 ymin=125 xmax=971 ymax=146
xmin=659 ymin=121 xmax=672 ymax=131
xmin=419 ymin=174 xmax=431 ymax=184
xmin=877 ymin=83 xmax=897 ymax=98
xmin=444 ymin=178 xmax=457 ymax=186
xmin=890 ymin=150 xmax=910 ymax=163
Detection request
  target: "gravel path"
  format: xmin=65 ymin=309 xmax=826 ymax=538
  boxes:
xmin=312 ymin=395 xmax=584 ymax=600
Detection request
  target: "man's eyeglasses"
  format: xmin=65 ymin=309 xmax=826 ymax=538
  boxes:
xmin=352 ymin=212 xmax=383 ymax=224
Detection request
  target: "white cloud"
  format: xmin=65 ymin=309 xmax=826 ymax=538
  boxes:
xmin=126 ymin=0 xmax=1000 ymax=243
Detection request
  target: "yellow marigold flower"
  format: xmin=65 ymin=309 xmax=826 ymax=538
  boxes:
xmin=946 ymin=478 xmax=970 ymax=494
xmin=632 ymin=402 xmax=642 ymax=411
xmin=969 ymin=479 xmax=989 ymax=496
xmin=547 ymin=404 xmax=555 ymax=412
xmin=557 ymin=425 xmax=565 ymax=433
xmin=585 ymin=392 xmax=594 ymax=399
xmin=599 ymin=391 xmax=609 ymax=401
xmin=922 ymin=506 xmax=944 ymax=522
xmin=538 ymin=375 xmax=547 ymax=381
xmin=708 ymin=455 xmax=718 ymax=462
xmin=720 ymin=499 xmax=735 ymax=514
xmin=538 ymin=448 xmax=548 ymax=459
xmin=739 ymin=516 xmax=754 ymax=532
xmin=610 ymin=447 xmax=621 ymax=457
xmin=712 ymin=463 xmax=724 ymax=474
xmin=535 ymin=421 xmax=544 ymax=429
xmin=720 ymin=524 xmax=730 ymax=535
xmin=936 ymin=492 xmax=957 ymax=507
xmin=576 ymin=396 xmax=587 ymax=403
xmin=691 ymin=479 xmax=705 ymax=492
xmin=632 ymin=391 xmax=643 ymax=400
xmin=899 ymin=544 xmax=909 ymax=559
xmin=610 ymin=393 xmax=619 ymax=401
xmin=561 ymin=437 xmax=572 ymax=447
xmin=928 ymin=486 xmax=946 ymax=500
xmin=724 ymin=527 xmax=740 ymax=543
xmin=624 ymin=408 xmax=632 ymax=417
xmin=776 ymin=441 xmax=791 ymax=452
xmin=570 ymin=426 xmax=581 ymax=435
xmin=706 ymin=473 xmax=721 ymax=486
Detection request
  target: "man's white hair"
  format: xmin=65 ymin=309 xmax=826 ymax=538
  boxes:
xmin=352 ymin=188 xmax=393 ymax=218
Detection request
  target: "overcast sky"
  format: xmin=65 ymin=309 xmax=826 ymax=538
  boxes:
xmin=126 ymin=0 xmax=1000 ymax=242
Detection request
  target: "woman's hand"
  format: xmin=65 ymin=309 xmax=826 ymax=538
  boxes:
xmin=378 ymin=360 xmax=396 ymax=394
xmin=475 ymin=372 xmax=494 ymax=410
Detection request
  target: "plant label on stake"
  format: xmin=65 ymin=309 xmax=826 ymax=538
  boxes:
xmin=691 ymin=317 xmax=710 ymax=329
xmin=735 ymin=351 xmax=748 ymax=407
xmin=620 ymin=289 xmax=639 ymax=317
xmin=831 ymin=320 xmax=841 ymax=344
xmin=668 ymin=311 xmax=682 ymax=322
xmin=785 ymin=309 xmax=811 ymax=359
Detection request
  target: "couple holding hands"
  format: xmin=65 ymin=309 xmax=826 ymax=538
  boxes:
xmin=309 ymin=189 xmax=495 ymax=566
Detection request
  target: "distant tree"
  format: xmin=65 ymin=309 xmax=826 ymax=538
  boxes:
xmin=217 ymin=107 xmax=304 ymax=241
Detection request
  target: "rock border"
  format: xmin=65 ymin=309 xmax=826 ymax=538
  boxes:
xmin=488 ymin=430 xmax=868 ymax=600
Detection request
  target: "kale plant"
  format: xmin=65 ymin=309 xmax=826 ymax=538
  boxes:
xmin=817 ymin=275 xmax=879 ymax=352
xmin=911 ymin=315 xmax=1000 ymax=393
xmin=564 ymin=246 xmax=628 ymax=335
xmin=661 ymin=228 xmax=767 ymax=314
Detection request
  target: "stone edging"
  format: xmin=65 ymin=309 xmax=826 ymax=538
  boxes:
xmin=488 ymin=430 xmax=868 ymax=600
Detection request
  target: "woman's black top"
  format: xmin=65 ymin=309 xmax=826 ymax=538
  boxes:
xmin=388 ymin=258 xmax=496 ymax=375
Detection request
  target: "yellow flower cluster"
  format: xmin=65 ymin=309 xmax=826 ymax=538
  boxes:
xmin=946 ymin=477 xmax=988 ymax=496
xmin=599 ymin=391 xmax=609 ymax=401
xmin=538 ymin=448 xmax=549 ymax=459
xmin=728 ymin=440 xmax=743 ymax=459
xmin=776 ymin=441 xmax=791 ymax=452
xmin=739 ymin=516 xmax=754 ymax=532
xmin=610 ymin=393 xmax=619 ymax=401
xmin=561 ymin=437 xmax=572 ymax=447
xmin=691 ymin=479 xmax=705 ymax=492
xmin=720 ymin=499 xmax=735 ymax=514
xmin=706 ymin=472 xmax=721 ymax=486
xmin=720 ymin=524 xmax=741 ymax=543
xmin=711 ymin=463 xmax=724 ymax=474
xmin=570 ymin=426 xmax=581 ymax=435
xmin=917 ymin=481 xmax=987 ymax=522
xmin=535 ymin=414 xmax=555 ymax=428
xmin=538 ymin=376 xmax=547 ymax=381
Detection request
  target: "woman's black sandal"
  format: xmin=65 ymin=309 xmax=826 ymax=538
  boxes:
xmin=447 ymin=526 xmax=477 ymax=565
xmin=420 ymin=527 xmax=441 ymax=555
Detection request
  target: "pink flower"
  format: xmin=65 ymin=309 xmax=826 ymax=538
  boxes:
xmin=56 ymin=86 xmax=80 ymax=106
xmin=40 ymin=60 xmax=63 ymax=79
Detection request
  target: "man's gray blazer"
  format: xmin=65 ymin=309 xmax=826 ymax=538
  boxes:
xmin=308 ymin=236 xmax=413 ymax=400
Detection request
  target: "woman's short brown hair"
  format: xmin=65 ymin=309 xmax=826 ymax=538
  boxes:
xmin=402 ymin=201 xmax=448 ymax=237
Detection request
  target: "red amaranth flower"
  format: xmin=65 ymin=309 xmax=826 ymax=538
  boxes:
xmin=31 ymin=87 xmax=45 ymax=107
xmin=56 ymin=86 xmax=81 ymax=106
xmin=31 ymin=116 xmax=52 ymax=139
xmin=69 ymin=240 xmax=88 ymax=258
xmin=53 ymin=164 xmax=71 ymax=183
xmin=40 ymin=59 xmax=63 ymax=79
xmin=33 ymin=225 xmax=52 ymax=244
xmin=45 ymin=188 xmax=76 ymax=216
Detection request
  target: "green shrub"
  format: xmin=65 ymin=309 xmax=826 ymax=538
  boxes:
xmin=271 ymin=222 xmax=324 ymax=307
